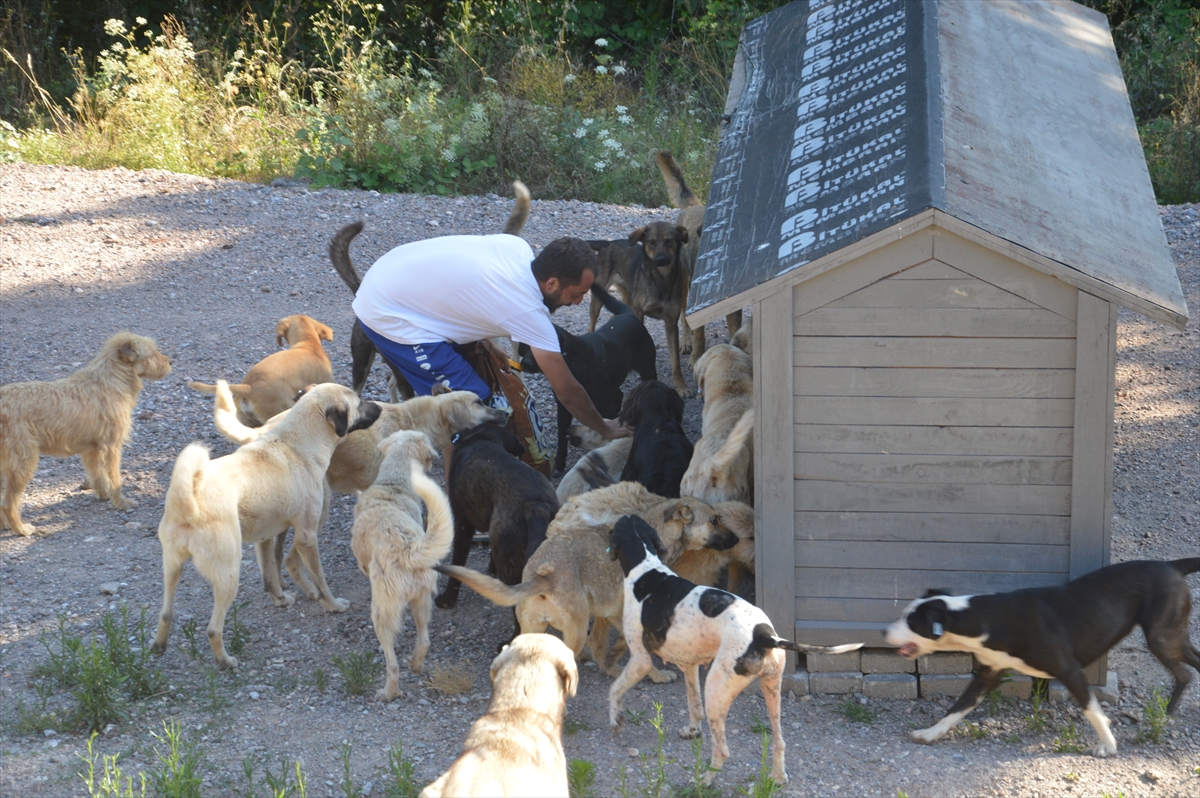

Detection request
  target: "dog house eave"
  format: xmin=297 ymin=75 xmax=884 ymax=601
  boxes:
xmin=743 ymin=210 xmax=1137 ymax=662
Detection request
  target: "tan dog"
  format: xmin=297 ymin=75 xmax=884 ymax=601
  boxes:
xmin=189 ymin=314 xmax=334 ymax=426
xmin=151 ymin=383 xmax=381 ymax=670
xmin=351 ymin=430 xmax=453 ymax=701
xmin=673 ymin=500 xmax=755 ymax=594
xmin=555 ymin=434 xmax=632 ymax=503
xmin=655 ymin=150 xmax=743 ymax=361
xmin=421 ymin=634 xmax=578 ymax=798
xmin=211 ymin=385 xmax=506 ymax=494
xmin=0 ymin=332 xmax=171 ymax=536
xmin=729 ymin=315 xmax=752 ymax=356
xmin=680 ymin=344 xmax=754 ymax=504
xmin=437 ymin=482 xmax=738 ymax=681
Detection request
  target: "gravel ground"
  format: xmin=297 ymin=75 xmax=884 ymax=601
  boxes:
xmin=0 ymin=163 xmax=1197 ymax=797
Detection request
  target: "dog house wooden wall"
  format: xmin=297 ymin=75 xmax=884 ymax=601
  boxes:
xmin=685 ymin=0 xmax=1188 ymax=682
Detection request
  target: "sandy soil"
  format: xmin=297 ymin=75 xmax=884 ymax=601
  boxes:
xmin=0 ymin=163 xmax=1197 ymax=797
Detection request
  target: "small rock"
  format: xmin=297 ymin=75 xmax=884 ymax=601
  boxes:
xmin=427 ymin=220 xmax=440 ymax=227
xmin=124 ymin=521 xmax=141 ymax=529
xmin=627 ymin=747 xmax=639 ymax=758
xmin=137 ymin=410 xmax=154 ymax=421
xmin=250 ymin=691 xmax=260 ymax=700
xmin=261 ymin=286 xmax=271 ymax=293
xmin=99 ymin=582 xmax=121 ymax=596
xmin=43 ymin=729 xmax=57 ymax=737
xmin=1143 ymin=770 xmax=1160 ymax=784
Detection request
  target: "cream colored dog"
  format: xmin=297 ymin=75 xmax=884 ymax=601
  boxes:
xmin=189 ymin=314 xmax=334 ymax=426
xmin=0 ymin=332 xmax=172 ymax=536
xmin=421 ymin=634 xmax=578 ymax=798
xmin=437 ymin=482 xmax=738 ymax=681
xmin=151 ymin=383 xmax=381 ymax=670
xmin=211 ymin=385 xmax=505 ymax=494
xmin=351 ymin=430 xmax=453 ymax=701
xmin=673 ymin=500 xmax=755 ymax=594
xmin=680 ymin=344 xmax=754 ymax=504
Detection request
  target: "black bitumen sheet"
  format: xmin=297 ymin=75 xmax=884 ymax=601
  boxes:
xmin=689 ymin=0 xmax=941 ymax=315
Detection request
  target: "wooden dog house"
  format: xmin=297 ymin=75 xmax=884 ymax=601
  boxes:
xmin=686 ymin=0 xmax=1188 ymax=677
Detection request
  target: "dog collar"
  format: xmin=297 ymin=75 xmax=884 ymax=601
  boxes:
xmin=450 ymin=432 xmax=461 ymax=445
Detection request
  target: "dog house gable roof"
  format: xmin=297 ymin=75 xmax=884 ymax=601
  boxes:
xmin=687 ymin=0 xmax=1187 ymax=330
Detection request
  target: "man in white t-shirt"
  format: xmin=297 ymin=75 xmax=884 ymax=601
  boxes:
xmin=353 ymin=234 xmax=627 ymax=443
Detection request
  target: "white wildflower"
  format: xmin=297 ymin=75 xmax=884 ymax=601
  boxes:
xmin=615 ymin=105 xmax=628 ymax=114
xmin=377 ymin=3 xmax=385 ymax=9
xmin=483 ymin=76 xmax=497 ymax=85
xmin=429 ymin=122 xmax=443 ymax=134
xmin=618 ymin=114 xmax=633 ymax=125
xmin=440 ymin=148 xmax=457 ymax=162
xmin=613 ymin=65 xmax=627 ymax=75
xmin=688 ymin=109 xmax=696 ymax=116
xmin=582 ymin=118 xmax=594 ymax=126
xmin=418 ymin=68 xmax=433 ymax=78
xmin=593 ymin=160 xmax=608 ymax=172
xmin=598 ymin=129 xmax=610 ymax=138
xmin=104 ymin=19 xmax=126 ymax=36
xmin=110 ymin=42 xmax=125 ymax=52
xmin=603 ymin=138 xmax=622 ymax=151
xmin=574 ymin=127 xmax=587 ymax=139
xmin=448 ymin=134 xmax=461 ymax=147
xmin=135 ymin=16 xmax=147 ymax=26
xmin=595 ymin=65 xmax=608 ymax=74
xmin=595 ymin=38 xmax=608 ymax=47
xmin=564 ymin=73 xmax=576 ymax=83
xmin=470 ymin=102 xmax=486 ymax=121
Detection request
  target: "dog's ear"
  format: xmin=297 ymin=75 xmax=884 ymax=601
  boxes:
xmin=326 ymin=404 xmax=350 ymax=437
xmin=618 ymin=382 xmax=645 ymax=427
xmin=422 ymin=438 xmax=439 ymax=468
xmin=665 ymin=501 xmax=695 ymax=527
xmin=557 ymin=652 xmax=579 ymax=699
xmin=628 ymin=226 xmax=647 ymax=245
xmin=317 ymin=322 xmax=334 ymax=342
xmin=275 ymin=317 xmax=294 ymax=349
xmin=430 ymin=381 xmax=451 ymax=397
xmin=676 ymin=225 xmax=689 ymax=244
xmin=117 ymin=340 xmax=141 ymax=363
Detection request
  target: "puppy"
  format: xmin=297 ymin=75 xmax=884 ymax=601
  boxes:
xmin=680 ymin=344 xmax=754 ymax=504
xmin=331 ymin=181 xmax=531 ymax=402
xmin=152 ymin=383 xmax=381 ymax=670
xmin=618 ymin=380 xmax=693 ymax=498
xmin=189 ymin=315 xmax=334 ymax=426
xmin=421 ymin=634 xmax=578 ymax=798
xmin=589 ymin=221 xmax=693 ymax=396
xmin=886 ymin=558 xmax=1200 ymax=757
xmin=434 ymin=423 xmax=559 ymax=617
xmin=555 ymin=435 xmax=632 ymax=503
xmin=0 ymin=332 xmax=171 ymax=536
xmin=672 ymin=500 xmax=755 ymax=593
xmin=437 ymin=481 xmax=737 ymax=682
xmin=518 ymin=286 xmax=656 ymax=476
xmin=655 ymin=149 xmax=742 ymax=360
xmin=607 ymin=515 xmax=862 ymax=786
xmin=211 ymin=385 xmax=506 ymax=494
xmin=351 ymin=430 xmax=453 ymax=701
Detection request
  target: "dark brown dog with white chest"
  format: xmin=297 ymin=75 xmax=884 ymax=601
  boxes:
xmin=886 ymin=558 xmax=1200 ymax=757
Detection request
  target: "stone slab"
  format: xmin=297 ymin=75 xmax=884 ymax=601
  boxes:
xmin=807 ymin=651 xmax=861 ymax=673
xmin=995 ymin=674 xmax=1032 ymax=700
xmin=809 ymin=671 xmax=862 ymax=695
xmin=918 ymin=652 xmax=974 ymax=674
xmin=1048 ymin=670 xmax=1119 ymax=706
xmin=918 ymin=673 xmax=973 ymax=698
xmin=861 ymin=649 xmax=916 ymax=674
xmin=782 ymin=669 xmax=810 ymax=697
xmin=863 ymin=673 xmax=918 ymax=700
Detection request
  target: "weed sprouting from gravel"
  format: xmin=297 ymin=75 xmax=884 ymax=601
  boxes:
xmin=1026 ymin=680 xmax=1050 ymax=733
xmin=33 ymin=616 xmax=84 ymax=687
xmin=205 ymin=670 xmax=231 ymax=713
xmin=384 ymin=741 xmax=422 ymax=798
xmin=423 ymin=660 xmax=473 ymax=695
xmin=241 ymin=754 xmax=304 ymax=798
xmin=1135 ymin=687 xmax=1170 ymax=744
xmin=73 ymin=637 xmax=128 ymax=732
xmin=1051 ymin=721 xmax=1087 ymax=754
xmin=564 ymin=716 xmax=592 ymax=735
xmin=737 ymin=729 xmax=783 ymax=798
xmin=78 ymin=732 xmax=146 ymax=798
xmin=337 ymin=740 xmax=363 ymax=798
xmin=836 ymin=696 xmax=876 ymax=724
xmin=638 ymin=702 xmax=671 ymax=798
xmin=673 ymin=736 xmax=720 ymax=798
xmin=149 ymin=719 xmax=204 ymax=798
xmin=180 ymin=619 xmax=200 ymax=661
xmin=227 ymin=601 xmax=252 ymax=657
xmin=567 ymin=758 xmax=598 ymax=798
xmin=332 ymin=652 xmax=382 ymax=696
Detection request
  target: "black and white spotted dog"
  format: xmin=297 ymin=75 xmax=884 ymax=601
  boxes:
xmin=607 ymin=515 xmax=862 ymax=786
xmin=885 ymin=558 xmax=1200 ymax=757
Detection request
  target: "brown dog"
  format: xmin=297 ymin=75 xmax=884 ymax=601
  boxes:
xmin=680 ymin=344 xmax=754 ymax=504
xmin=421 ymin=634 xmax=578 ymax=798
xmin=673 ymin=500 xmax=755 ymax=594
xmin=589 ymin=222 xmax=693 ymax=397
xmin=189 ymin=314 xmax=334 ymax=426
xmin=655 ymin=149 xmax=743 ymax=361
xmin=0 ymin=332 xmax=172 ymax=536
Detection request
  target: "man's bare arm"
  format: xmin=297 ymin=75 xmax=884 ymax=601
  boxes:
xmin=530 ymin=347 xmax=629 ymax=439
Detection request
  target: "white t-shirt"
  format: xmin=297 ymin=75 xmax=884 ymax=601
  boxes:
xmin=352 ymin=234 xmax=560 ymax=352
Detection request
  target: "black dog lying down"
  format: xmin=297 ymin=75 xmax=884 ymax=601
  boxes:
xmin=434 ymin=423 xmax=559 ymax=626
xmin=886 ymin=558 xmax=1200 ymax=757
xmin=618 ymin=380 xmax=693 ymax=498
xmin=518 ymin=286 xmax=656 ymax=476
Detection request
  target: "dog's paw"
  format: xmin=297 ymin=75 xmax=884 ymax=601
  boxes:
xmin=218 ymin=654 xmax=239 ymax=671
xmin=9 ymin=522 xmax=35 ymax=537
xmin=434 ymin=593 xmax=458 ymax=610
xmin=1091 ymin=742 xmax=1117 ymax=758
xmin=674 ymin=383 xmax=695 ymax=399
xmin=111 ymin=496 xmax=139 ymax=511
xmin=680 ymin=338 xmax=693 ymax=355
xmin=648 ymin=667 xmax=678 ymax=684
xmin=376 ymin=686 xmax=400 ymax=702
xmin=323 ymin=597 xmax=351 ymax=613
xmin=910 ymin=727 xmax=940 ymax=745
xmin=772 ymin=769 xmax=788 ymax=786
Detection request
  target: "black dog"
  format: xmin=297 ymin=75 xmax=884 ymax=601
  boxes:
xmin=885 ymin=558 xmax=1200 ymax=757
xmin=434 ymin=423 xmax=559 ymax=618
xmin=617 ymin=380 xmax=693 ymax=498
xmin=518 ymin=287 xmax=657 ymax=476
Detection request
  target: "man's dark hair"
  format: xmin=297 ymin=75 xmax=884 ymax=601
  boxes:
xmin=531 ymin=237 xmax=597 ymax=285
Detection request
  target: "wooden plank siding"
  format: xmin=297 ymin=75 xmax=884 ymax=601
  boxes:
xmin=790 ymin=249 xmax=1079 ymax=648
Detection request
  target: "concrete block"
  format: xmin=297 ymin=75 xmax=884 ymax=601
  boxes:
xmin=996 ymin=674 xmax=1032 ymax=699
xmin=809 ymin=671 xmax=862 ymax=695
xmin=1048 ymin=679 xmax=1069 ymax=703
xmin=861 ymin=649 xmax=916 ymax=674
xmin=919 ymin=673 xmax=973 ymax=698
xmin=863 ymin=673 xmax=918 ymax=700
xmin=807 ymin=651 xmax=861 ymax=673
xmin=782 ymin=669 xmax=810 ymax=697
xmin=1048 ymin=671 xmax=1119 ymax=706
xmin=918 ymin=652 xmax=974 ymax=674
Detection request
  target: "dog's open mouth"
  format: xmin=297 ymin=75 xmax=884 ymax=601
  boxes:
xmin=897 ymin=643 xmax=920 ymax=659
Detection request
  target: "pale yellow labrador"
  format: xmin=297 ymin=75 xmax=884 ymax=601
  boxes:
xmin=421 ymin=634 xmax=578 ymax=798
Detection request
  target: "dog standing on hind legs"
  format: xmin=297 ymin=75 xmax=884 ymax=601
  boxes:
xmin=351 ymin=430 xmax=454 ymax=701
xmin=0 ymin=332 xmax=172 ymax=536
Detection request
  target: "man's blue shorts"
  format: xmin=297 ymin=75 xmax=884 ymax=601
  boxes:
xmin=358 ymin=320 xmax=492 ymax=400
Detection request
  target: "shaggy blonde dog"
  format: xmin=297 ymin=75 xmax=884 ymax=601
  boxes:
xmin=152 ymin=383 xmax=380 ymax=670
xmin=421 ymin=634 xmax=578 ymax=798
xmin=680 ymin=344 xmax=754 ymax=504
xmin=672 ymin=500 xmax=756 ymax=593
xmin=0 ymin=332 xmax=171 ymax=536
xmin=350 ymin=430 xmax=454 ymax=701
xmin=189 ymin=314 xmax=334 ymax=426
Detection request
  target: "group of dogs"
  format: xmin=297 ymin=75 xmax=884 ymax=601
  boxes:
xmin=1 ymin=151 xmax=1198 ymax=795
